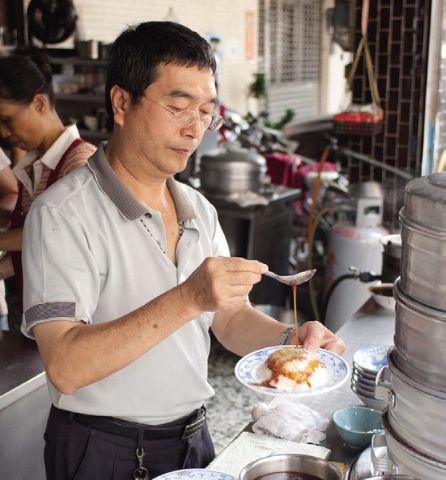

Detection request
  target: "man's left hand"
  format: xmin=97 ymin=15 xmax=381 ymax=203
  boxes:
xmin=292 ymin=321 xmax=345 ymax=354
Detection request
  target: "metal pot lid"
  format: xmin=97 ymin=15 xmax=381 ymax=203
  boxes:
xmin=200 ymin=148 xmax=266 ymax=166
xmin=401 ymin=172 xmax=446 ymax=233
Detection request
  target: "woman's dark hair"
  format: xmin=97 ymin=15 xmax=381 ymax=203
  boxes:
xmin=0 ymin=48 xmax=54 ymax=106
xmin=105 ymin=21 xmax=216 ymax=128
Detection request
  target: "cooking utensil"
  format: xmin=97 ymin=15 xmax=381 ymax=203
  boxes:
xmin=399 ymin=172 xmax=446 ymax=309
xmin=200 ymin=148 xmax=267 ymax=195
xmin=372 ymin=414 xmax=446 ymax=480
xmin=375 ymin=350 xmax=446 ymax=461
xmin=393 ymin=279 xmax=446 ymax=391
xmin=239 ymin=453 xmax=342 ymax=480
xmin=263 ymin=268 xmax=316 ymax=287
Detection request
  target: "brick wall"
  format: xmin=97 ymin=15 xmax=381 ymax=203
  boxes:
xmin=342 ymin=0 xmax=431 ymax=229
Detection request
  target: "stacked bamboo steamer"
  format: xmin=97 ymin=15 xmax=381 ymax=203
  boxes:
xmin=374 ymin=172 xmax=446 ymax=479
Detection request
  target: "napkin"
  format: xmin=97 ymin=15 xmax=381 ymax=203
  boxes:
xmin=207 ymin=431 xmax=330 ymax=477
xmin=251 ymin=398 xmax=329 ymax=444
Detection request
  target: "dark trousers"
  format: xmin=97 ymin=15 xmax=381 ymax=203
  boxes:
xmin=44 ymin=406 xmax=215 ymax=480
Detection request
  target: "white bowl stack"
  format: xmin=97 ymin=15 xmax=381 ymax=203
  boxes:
xmin=351 ymin=346 xmax=389 ymax=411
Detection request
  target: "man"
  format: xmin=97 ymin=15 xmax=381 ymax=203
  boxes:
xmin=21 ymin=22 xmax=345 ymax=479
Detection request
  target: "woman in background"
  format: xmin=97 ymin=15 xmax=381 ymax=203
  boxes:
xmin=0 ymin=49 xmax=96 ymax=328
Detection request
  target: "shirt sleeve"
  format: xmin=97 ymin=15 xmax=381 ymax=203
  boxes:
xmin=21 ymin=203 xmax=100 ymax=339
xmin=0 ymin=148 xmax=11 ymax=170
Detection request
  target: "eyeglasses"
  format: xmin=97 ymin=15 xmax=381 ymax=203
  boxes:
xmin=143 ymin=95 xmax=225 ymax=132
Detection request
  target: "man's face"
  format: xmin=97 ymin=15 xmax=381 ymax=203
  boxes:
xmin=119 ymin=63 xmax=217 ymax=179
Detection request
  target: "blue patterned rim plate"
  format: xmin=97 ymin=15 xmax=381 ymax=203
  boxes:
xmin=234 ymin=345 xmax=349 ymax=396
xmin=154 ymin=469 xmax=235 ymax=480
xmin=353 ymin=346 xmax=391 ymax=374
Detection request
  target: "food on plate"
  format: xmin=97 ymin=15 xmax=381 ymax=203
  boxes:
xmin=256 ymin=347 xmax=327 ymax=392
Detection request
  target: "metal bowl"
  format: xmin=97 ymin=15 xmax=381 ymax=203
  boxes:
xmin=238 ymin=454 xmax=342 ymax=480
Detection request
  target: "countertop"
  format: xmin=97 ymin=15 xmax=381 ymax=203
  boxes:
xmin=0 ymin=330 xmax=46 ymax=409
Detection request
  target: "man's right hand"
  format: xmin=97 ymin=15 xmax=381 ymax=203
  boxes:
xmin=182 ymin=257 xmax=268 ymax=312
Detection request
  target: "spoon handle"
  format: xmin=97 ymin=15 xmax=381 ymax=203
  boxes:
xmin=263 ymin=271 xmax=281 ymax=282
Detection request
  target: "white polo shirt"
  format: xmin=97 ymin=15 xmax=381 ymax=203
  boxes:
xmin=21 ymin=143 xmax=230 ymax=424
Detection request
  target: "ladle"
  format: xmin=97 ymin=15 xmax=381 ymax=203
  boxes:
xmin=263 ymin=268 xmax=316 ymax=287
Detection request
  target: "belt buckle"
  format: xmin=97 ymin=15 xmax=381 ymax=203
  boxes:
xmin=182 ymin=407 xmax=206 ymax=440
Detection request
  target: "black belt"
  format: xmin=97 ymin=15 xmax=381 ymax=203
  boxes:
xmin=58 ymin=406 xmax=207 ymax=441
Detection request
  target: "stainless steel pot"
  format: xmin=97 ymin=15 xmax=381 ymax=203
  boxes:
xmin=393 ymin=279 xmax=446 ymax=391
xmin=375 ymin=349 xmax=446 ymax=461
xmin=371 ymin=414 xmax=446 ymax=480
xmin=238 ymin=454 xmax=342 ymax=480
xmin=364 ymin=476 xmax=419 ymax=479
xmin=200 ymin=149 xmax=267 ymax=195
xmin=399 ymin=172 xmax=446 ymax=309
xmin=399 ymin=216 xmax=446 ymax=310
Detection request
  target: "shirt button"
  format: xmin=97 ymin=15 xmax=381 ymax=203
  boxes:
xmin=145 ymin=212 xmax=152 ymax=218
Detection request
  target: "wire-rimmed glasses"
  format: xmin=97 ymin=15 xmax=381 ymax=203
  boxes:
xmin=143 ymin=95 xmax=225 ymax=132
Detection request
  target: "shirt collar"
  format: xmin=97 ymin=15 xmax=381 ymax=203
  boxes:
xmin=87 ymin=142 xmax=197 ymax=222
xmin=13 ymin=124 xmax=80 ymax=173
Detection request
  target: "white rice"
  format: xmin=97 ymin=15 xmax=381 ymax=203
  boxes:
xmin=256 ymin=360 xmax=328 ymax=392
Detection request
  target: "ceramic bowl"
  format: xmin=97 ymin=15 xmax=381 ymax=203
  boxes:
xmin=333 ymin=406 xmax=383 ymax=450
xmin=369 ymin=283 xmax=396 ymax=311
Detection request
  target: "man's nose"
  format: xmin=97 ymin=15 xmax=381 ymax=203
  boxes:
xmin=182 ymin=112 xmax=203 ymax=138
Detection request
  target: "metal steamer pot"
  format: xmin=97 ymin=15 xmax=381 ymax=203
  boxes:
xmin=200 ymin=149 xmax=267 ymax=195
xmin=371 ymin=414 xmax=446 ymax=480
xmin=363 ymin=477 xmax=419 ymax=479
xmin=375 ymin=349 xmax=446 ymax=462
xmin=399 ymin=171 xmax=446 ymax=310
xmin=393 ymin=279 xmax=446 ymax=391
xmin=238 ymin=454 xmax=342 ymax=480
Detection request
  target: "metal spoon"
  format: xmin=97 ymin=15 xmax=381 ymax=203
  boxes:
xmin=263 ymin=268 xmax=317 ymax=287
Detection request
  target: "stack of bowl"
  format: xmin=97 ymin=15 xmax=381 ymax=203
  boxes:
xmin=351 ymin=346 xmax=389 ymax=411
xmin=372 ymin=172 xmax=446 ymax=478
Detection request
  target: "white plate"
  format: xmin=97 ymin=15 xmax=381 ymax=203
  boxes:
xmin=234 ymin=345 xmax=349 ymax=396
xmin=155 ymin=470 xmax=235 ymax=480
xmin=353 ymin=346 xmax=390 ymax=374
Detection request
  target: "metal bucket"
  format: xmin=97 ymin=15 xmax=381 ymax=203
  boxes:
xmin=393 ymin=279 xmax=446 ymax=391
xmin=238 ymin=454 xmax=342 ymax=480
xmin=375 ymin=350 xmax=446 ymax=461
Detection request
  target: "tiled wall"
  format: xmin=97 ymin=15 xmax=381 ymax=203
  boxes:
xmin=341 ymin=0 xmax=431 ymax=229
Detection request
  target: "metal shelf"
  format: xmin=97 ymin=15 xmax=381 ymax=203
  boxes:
xmin=55 ymin=93 xmax=104 ymax=103
xmin=49 ymin=56 xmax=107 ymax=67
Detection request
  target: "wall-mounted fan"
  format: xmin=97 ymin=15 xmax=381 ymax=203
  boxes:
xmin=27 ymin=0 xmax=78 ymax=44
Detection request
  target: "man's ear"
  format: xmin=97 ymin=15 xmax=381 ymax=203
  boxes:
xmin=109 ymin=85 xmax=131 ymax=126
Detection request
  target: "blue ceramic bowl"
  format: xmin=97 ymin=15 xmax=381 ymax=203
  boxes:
xmin=333 ymin=406 xmax=383 ymax=449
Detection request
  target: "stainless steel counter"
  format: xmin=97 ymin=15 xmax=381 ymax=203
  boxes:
xmin=271 ymin=299 xmax=395 ymax=463
xmin=0 ymin=330 xmax=49 ymax=479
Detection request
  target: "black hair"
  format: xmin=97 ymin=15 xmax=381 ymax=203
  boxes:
xmin=0 ymin=48 xmax=54 ymax=106
xmin=105 ymin=21 xmax=216 ymax=128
